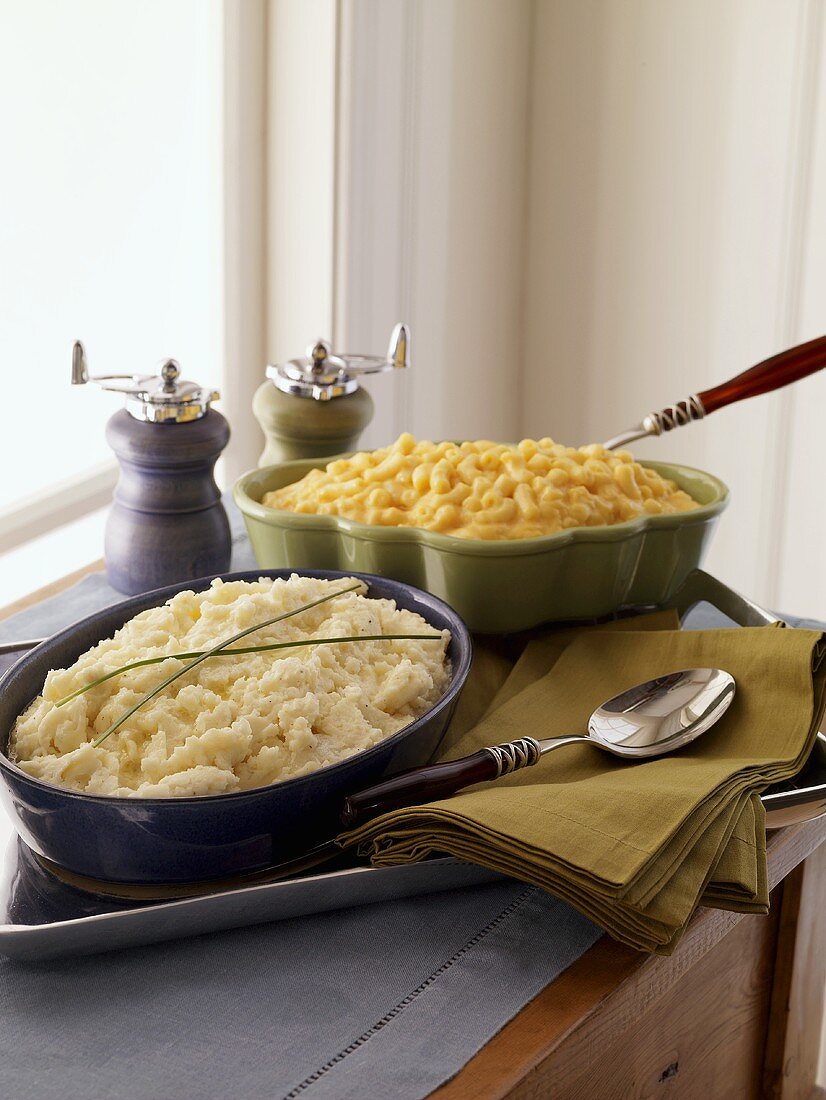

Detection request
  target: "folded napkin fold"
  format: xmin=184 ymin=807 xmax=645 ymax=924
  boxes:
xmin=342 ymin=613 xmax=826 ymax=953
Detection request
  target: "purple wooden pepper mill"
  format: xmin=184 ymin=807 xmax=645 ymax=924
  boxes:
xmin=71 ymin=342 xmax=231 ymax=595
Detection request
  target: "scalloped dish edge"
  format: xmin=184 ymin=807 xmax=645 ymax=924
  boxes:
xmin=233 ymin=457 xmax=730 ymax=557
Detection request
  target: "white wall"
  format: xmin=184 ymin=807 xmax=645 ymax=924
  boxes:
xmin=266 ymin=0 xmax=338 ymax=377
xmin=777 ymin=0 xmax=826 ymax=619
xmin=523 ymin=0 xmax=826 ymax=617
xmin=333 ymin=0 xmax=826 ymax=618
xmin=334 ymin=0 xmax=533 ymax=449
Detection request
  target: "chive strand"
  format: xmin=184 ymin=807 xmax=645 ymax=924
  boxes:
xmin=90 ymin=582 xmax=363 ymax=748
xmin=56 ymin=633 xmax=442 ymax=709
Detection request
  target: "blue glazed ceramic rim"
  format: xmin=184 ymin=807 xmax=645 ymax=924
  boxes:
xmin=0 ymin=568 xmax=473 ymax=806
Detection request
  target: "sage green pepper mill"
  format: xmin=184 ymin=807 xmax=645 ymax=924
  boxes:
xmin=253 ymin=322 xmax=411 ymax=465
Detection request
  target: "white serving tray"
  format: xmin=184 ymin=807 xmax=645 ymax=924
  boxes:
xmin=0 ymin=809 xmax=502 ymax=961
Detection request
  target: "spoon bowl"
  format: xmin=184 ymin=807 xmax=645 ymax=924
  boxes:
xmin=342 ymin=667 xmax=736 ymax=827
xmin=588 ymin=668 xmax=736 ymax=758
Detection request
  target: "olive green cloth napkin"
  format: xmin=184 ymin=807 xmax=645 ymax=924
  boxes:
xmin=343 ymin=617 xmax=826 ymax=954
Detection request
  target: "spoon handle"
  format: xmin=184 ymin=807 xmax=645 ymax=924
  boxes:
xmin=603 ymin=334 xmax=826 ymax=449
xmin=697 ymin=333 xmax=826 ymax=414
xmin=341 ymin=735 xmax=587 ymax=828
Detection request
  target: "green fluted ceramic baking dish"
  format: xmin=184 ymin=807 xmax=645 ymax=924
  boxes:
xmin=233 ymin=457 xmax=729 ymax=634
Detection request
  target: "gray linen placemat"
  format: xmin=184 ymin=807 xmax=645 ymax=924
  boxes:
xmin=0 ymin=881 xmax=599 ymax=1100
xmin=0 ymin=504 xmax=603 ymax=1100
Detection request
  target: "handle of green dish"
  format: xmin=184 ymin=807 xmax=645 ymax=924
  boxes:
xmin=340 ymin=737 xmax=543 ymax=828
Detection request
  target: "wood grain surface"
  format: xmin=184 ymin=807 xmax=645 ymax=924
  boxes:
xmin=763 ymin=839 xmax=826 ymax=1100
xmin=435 ymin=819 xmax=826 ymax=1099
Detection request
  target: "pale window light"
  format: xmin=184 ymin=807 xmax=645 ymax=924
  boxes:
xmin=0 ymin=0 xmax=222 ymax=555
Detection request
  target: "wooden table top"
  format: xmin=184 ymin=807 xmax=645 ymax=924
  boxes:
xmin=435 ymin=817 xmax=826 ymax=1098
xmin=4 ymin=563 xmax=826 ymax=1099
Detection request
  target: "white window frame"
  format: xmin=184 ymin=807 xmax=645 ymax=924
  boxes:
xmin=0 ymin=462 xmax=117 ymax=556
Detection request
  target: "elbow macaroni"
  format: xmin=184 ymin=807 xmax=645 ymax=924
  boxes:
xmin=262 ymin=434 xmax=699 ymax=541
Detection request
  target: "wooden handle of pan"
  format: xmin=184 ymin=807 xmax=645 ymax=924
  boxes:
xmin=340 ymin=751 xmax=500 ymax=828
xmin=341 ymin=737 xmax=545 ymax=828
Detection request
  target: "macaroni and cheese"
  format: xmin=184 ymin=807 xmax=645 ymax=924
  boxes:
xmin=9 ymin=575 xmax=451 ymax=798
xmin=262 ymin=434 xmax=699 ymax=540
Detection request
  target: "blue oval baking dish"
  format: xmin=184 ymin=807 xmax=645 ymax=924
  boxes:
xmin=0 ymin=569 xmax=472 ymax=884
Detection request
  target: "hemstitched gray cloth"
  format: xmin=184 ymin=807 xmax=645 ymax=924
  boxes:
xmin=0 ymin=882 xmax=600 ymax=1100
xmin=0 ymin=509 xmax=602 ymax=1100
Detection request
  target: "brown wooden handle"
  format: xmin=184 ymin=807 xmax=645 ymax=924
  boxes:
xmin=697 ymin=334 xmax=826 ymax=415
xmin=341 ymin=750 xmax=499 ymax=828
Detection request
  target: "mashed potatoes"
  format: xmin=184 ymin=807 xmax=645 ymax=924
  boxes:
xmin=9 ymin=575 xmax=450 ymax=798
xmin=262 ymin=434 xmax=699 ymax=540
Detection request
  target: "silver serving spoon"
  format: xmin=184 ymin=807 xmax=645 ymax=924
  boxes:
xmin=341 ymin=668 xmax=735 ymax=827
xmin=602 ymin=333 xmax=826 ymax=450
